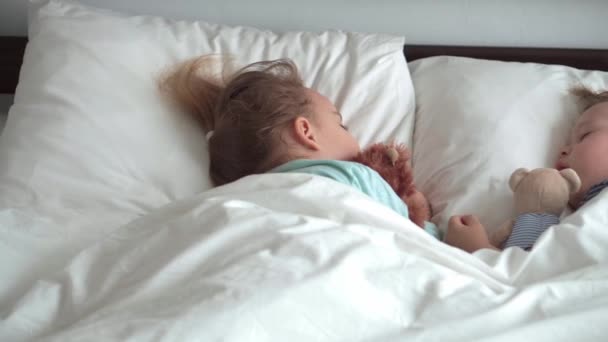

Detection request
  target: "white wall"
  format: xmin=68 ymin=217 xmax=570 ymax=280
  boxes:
xmin=1 ymin=0 xmax=607 ymax=48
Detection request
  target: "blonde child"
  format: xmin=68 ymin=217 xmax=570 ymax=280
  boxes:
xmin=445 ymin=87 xmax=608 ymax=252
xmin=162 ymin=57 xmax=439 ymax=238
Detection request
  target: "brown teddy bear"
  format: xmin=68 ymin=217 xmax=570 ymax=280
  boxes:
xmin=490 ymin=167 xmax=581 ymax=249
xmin=351 ymin=142 xmax=432 ymax=228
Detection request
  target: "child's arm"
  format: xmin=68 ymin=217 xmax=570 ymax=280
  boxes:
xmin=444 ymin=215 xmax=498 ymax=253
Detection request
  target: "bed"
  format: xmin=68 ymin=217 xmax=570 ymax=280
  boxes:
xmin=1 ymin=1 xmax=608 ymax=341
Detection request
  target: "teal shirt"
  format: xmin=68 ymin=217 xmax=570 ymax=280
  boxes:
xmin=270 ymin=159 xmax=440 ymax=239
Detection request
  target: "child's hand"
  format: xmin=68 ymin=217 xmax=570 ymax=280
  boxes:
xmin=444 ymin=215 xmax=496 ymax=253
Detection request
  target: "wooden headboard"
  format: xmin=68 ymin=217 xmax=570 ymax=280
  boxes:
xmin=1 ymin=36 xmax=607 ymax=94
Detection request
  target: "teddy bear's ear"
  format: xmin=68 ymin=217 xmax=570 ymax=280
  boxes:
xmin=560 ymin=168 xmax=582 ymax=193
xmin=509 ymin=168 xmax=529 ymax=191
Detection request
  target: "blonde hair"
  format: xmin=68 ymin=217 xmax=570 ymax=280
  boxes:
xmin=160 ymin=57 xmax=312 ymax=186
xmin=570 ymin=86 xmax=608 ymax=111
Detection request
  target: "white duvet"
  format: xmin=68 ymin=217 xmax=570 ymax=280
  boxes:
xmin=1 ymin=174 xmax=608 ymax=341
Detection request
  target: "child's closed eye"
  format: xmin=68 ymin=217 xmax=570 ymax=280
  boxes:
xmin=340 ymin=124 xmax=349 ymax=131
xmin=579 ymin=131 xmax=592 ymax=141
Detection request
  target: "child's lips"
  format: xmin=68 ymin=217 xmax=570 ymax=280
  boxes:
xmin=555 ymin=159 xmax=569 ymax=170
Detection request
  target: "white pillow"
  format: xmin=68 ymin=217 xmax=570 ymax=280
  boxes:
xmin=0 ymin=0 xmax=415 ymax=225
xmin=410 ymin=56 xmax=608 ymax=234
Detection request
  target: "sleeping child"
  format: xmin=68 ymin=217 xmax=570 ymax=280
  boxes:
xmin=444 ymin=87 xmax=608 ymax=252
xmin=162 ymin=57 xmax=439 ymax=239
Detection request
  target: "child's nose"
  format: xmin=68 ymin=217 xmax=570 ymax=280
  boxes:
xmin=559 ymin=145 xmax=571 ymax=157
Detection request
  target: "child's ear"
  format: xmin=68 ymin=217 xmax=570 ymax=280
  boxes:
xmin=292 ymin=116 xmax=320 ymax=151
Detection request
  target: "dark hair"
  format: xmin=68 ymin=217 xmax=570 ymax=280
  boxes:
xmin=161 ymin=57 xmax=312 ymax=186
xmin=571 ymin=86 xmax=608 ymax=111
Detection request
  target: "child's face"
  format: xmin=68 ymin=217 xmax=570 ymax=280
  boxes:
xmin=556 ymin=102 xmax=608 ymax=207
xmin=306 ymin=89 xmax=360 ymax=160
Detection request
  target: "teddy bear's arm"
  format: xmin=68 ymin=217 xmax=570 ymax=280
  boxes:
xmin=403 ymin=190 xmax=432 ymax=228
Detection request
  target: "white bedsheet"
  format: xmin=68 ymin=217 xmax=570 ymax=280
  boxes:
xmin=1 ymin=174 xmax=607 ymax=341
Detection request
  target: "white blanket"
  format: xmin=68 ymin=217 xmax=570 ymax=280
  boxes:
xmin=1 ymin=174 xmax=608 ymax=341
